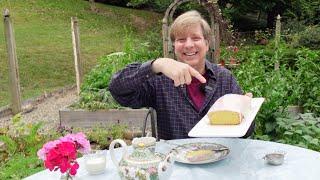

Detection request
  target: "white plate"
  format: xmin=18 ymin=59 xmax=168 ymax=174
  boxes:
xmin=173 ymin=142 xmax=230 ymax=164
xmin=188 ymin=98 xmax=265 ymax=138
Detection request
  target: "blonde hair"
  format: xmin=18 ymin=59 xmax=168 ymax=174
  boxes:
xmin=170 ymin=10 xmax=211 ymax=43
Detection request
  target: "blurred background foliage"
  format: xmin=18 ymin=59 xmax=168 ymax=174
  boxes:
xmin=1 ymin=1 xmax=320 ymax=179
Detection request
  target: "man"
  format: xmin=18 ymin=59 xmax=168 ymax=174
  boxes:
xmin=109 ymin=11 xmax=253 ymax=140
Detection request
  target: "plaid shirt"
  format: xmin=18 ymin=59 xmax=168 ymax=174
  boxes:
xmin=109 ymin=60 xmax=245 ymax=140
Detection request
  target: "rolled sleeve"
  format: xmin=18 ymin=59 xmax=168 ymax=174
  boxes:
xmin=108 ymin=60 xmax=157 ymax=108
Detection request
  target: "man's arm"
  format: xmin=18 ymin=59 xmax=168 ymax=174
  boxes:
xmin=109 ymin=57 xmax=208 ymax=108
xmin=108 ymin=61 xmax=156 ymax=108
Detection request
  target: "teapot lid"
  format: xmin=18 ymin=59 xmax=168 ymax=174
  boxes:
xmin=126 ymin=143 xmax=162 ymax=164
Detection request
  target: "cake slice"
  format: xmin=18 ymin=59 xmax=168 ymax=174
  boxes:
xmin=186 ymin=149 xmax=214 ymax=162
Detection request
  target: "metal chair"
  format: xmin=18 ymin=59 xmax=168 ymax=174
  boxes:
xmin=142 ymin=107 xmax=158 ymax=140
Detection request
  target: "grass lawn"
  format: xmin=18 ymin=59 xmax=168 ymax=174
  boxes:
xmin=0 ymin=0 xmax=162 ymax=106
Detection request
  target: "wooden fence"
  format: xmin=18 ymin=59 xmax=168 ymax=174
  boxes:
xmin=3 ymin=9 xmax=21 ymax=114
xmin=71 ymin=17 xmax=83 ymax=95
xmin=2 ymin=9 xmax=84 ymax=115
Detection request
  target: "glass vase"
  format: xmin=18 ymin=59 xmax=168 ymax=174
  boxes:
xmin=60 ymin=170 xmax=73 ymax=180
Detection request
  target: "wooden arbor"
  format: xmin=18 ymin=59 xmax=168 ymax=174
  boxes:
xmin=162 ymin=0 xmax=223 ymax=64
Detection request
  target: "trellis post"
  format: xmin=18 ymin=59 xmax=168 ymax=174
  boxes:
xmin=213 ymin=23 xmax=220 ymax=64
xmin=274 ymin=14 xmax=281 ymax=70
xmin=162 ymin=18 xmax=169 ymax=58
xmin=3 ymin=9 xmax=22 ymax=114
xmin=89 ymin=0 xmax=97 ymax=12
xmin=71 ymin=17 xmax=83 ymax=95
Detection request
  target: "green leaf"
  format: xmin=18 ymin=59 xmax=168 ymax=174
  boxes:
xmin=12 ymin=113 xmax=22 ymax=124
xmin=265 ymin=122 xmax=276 ymax=133
xmin=310 ymin=138 xmax=319 ymax=146
xmin=302 ymin=135 xmax=313 ymax=142
xmin=297 ymin=142 xmax=308 ymax=148
xmin=284 ymin=131 xmax=293 ymax=136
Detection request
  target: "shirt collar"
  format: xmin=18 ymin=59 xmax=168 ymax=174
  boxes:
xmin=205 ymin=60 xmax=217 ymax=80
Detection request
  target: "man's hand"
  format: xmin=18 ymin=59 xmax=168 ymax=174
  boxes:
xmin=152 ymin=58 xmax=206 ymax=87
xmin=245 ymin=92 xmax=253 ymax=98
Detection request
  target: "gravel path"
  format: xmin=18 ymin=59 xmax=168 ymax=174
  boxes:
xmin=0 ymin=86 xmax=78 ymax=130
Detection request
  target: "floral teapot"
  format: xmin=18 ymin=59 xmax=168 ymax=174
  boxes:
xmin=109 ymin=137 xmax=174 ymax=180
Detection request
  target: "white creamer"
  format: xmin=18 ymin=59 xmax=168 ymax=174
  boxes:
xmin=84 ymin=150 xmax=106 ymax=174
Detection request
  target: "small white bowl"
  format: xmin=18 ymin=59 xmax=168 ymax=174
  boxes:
xmin=263 ymin=153 xmax=285 ymax=166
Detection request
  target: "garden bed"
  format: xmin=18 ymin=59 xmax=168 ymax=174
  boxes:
xmin=59 ymin=108 xmax=154 ymax=134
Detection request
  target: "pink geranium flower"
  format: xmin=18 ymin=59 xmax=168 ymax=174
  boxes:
xmin=37 ymin=139 xmax=61 ymax=160
xmin=70 ymin=162 xmax=80 ymax=175
xmin=37 ymin=132 xmax=91 ymax=176
xmin=60 ymin=132 xmax=91 ymax=154
xmin=57 ymin=141 xmax=77 ymax=157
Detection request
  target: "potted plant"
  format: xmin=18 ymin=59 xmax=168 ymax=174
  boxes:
xmin=282 ymin=68 xmax=304 ymax=117
xmin=220 ymin=45 xmax=241 ymax=69
xmin=283 ymin=49 xmax=320 ymax=117
xmin=254 ymin=29 xmax=271 ymax=45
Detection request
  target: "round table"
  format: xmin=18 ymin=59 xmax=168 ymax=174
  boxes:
xmin=24 ymin=138 xmax=320 ymax=180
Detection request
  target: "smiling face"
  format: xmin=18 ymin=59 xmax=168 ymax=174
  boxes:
xmin=174 ymin=24 xmax=209 ymax=74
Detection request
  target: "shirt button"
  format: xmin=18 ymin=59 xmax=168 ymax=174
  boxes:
xmin=146 ymin=75 xmax=149 ymax=78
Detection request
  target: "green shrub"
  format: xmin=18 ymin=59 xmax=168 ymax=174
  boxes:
xmin=72 ymin=124 xmax=127 ymax=150
xmin=81 ymin=35 xmax=160 ymax=92
xmin=0 ymin=136 xmax=17 ymax=158
xmin=0 ymin=152 xmax=44 ymax=180
xmin=0 ymin=115 xmax=61 ymax=179
xmin=235 ymin=61 xmax=290 ymax=136
xmin=295 ymin=49 xmax=320 ymax=115
xmin=276 ymin=113 xmax=320 ymax=151
xmin=283 ymin=19 xmax=307 ymax=35
xmin=95 ymin=0 xmax=129 ymax=7
xmin=233 ymin=47 xmax=320 ymax=140
xmin=292 ymin=26 xmax=320 ymax=49
xmin=128 ymin=0 xmax=172 ymax=12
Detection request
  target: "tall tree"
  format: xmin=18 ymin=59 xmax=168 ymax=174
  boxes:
xmin=219 ymin=0 xmax=319 ymax=27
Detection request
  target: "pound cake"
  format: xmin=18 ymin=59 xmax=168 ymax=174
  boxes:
xmin=207 ymin=94 xmax=251 ymax=125
xmin=208 ymin=110 xmax=243 ymax=125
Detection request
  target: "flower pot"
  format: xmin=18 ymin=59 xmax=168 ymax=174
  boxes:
xmin=286 ymin=105 xmax=304 ymax=117
xmin=123 ymin=129 xmax=143 ymax=140
xmin=219 ymin=60 xmax=225 ymax=67
xmin=257 ymin=38 xmax=268 ymax=45
xmin=230 ymin=57 xmax=236 ymax=64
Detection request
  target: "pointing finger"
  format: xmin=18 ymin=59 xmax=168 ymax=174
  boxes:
xmin=184 ymin=72 xmax=192 ymax=85
xmin=188 ymin=67 xmax=206 ymax=83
